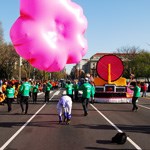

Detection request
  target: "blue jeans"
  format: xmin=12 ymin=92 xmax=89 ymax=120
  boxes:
xmin=82 ymin=98 xmax=89 ymax=115
xmin=142 ymin=91 xmax=146 ymax=97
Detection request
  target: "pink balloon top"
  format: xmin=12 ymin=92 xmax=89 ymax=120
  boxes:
xmin=10 ymin=0 xmax=88 ymax=72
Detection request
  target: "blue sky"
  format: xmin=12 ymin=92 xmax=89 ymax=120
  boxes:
xmin=0 ymin=0 xmax=150 ymax=73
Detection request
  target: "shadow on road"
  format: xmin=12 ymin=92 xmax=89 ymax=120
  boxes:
xmin=0 ymin=120 xmax=59 ymax=128
xmin=73 ymin=123 xmax=150 ymax=134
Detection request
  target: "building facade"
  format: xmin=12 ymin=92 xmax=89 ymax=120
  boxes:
xmin=89 ymin=53 xmax=130 ymax=77
xmin=71 ymin=53 xmax=130 ymax=79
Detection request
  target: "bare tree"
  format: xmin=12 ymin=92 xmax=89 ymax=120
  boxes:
xmin=0 ymin=44 xmax=19 ymax=79
xmin=115 ymin=46 xmax=140 ymax=78
xmin=116 ymin=46 xmax=150 ymax=81
xmin=0 ymin=22 xmax=4 ymax=45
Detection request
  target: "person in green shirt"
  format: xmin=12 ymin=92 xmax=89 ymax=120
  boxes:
xmin=65 ymin=80 xmax=74 ymax=99
xmin=5 ymin=82 xmax=15 ymax=112
xmin=19 ymin=78 xmax=31 ymax=114
xmin=32 ymin=81 xmax=39 ymax=103
xmin=79 ymin=78 xmax=92 ymax=116
xmin=129 ymin=81 xmax=141 ymax=112
xmin=44 ymin=80 xmax=52 ymax=102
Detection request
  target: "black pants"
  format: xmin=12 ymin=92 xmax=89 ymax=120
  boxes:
xmin=82 ymin=98 xmax=89 ymax=115
xmin=32 ymin=92 xmax=37 ymax=103
xmin=45 ymin=91 xmax=50 ymax=102
xmin=132 ymin=97 xmax=138 ymax=111
xmin=20 ymin=96 xmax=29 ymax=114
xmin=17 ymin=93 xmax=21 ymax=104
xmin=74 ymin=91 xmax=78 ymax=101
xmin=6 ymin=98 xmax=14 ymax=112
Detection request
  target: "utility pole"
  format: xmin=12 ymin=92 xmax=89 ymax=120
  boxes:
xmin=19 ymin=57 xmax=22 ymax=82
xmin=33 ymin=68 xmax=36 ymax=81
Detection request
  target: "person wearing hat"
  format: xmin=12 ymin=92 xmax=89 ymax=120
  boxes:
xmin=79 ymin=77 xmax=93 ymax=116
xmin=57 ymin=95 xmax=72 ymax=124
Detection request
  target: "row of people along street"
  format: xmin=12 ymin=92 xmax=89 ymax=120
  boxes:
xmin=0 ymin=77 xmax=95 ymax=124
xmin=0 ymin=77 xmax=149 ymax=124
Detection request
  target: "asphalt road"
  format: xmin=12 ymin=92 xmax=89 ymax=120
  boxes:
xmin=0 ymin=89 xmax=150 ymax=150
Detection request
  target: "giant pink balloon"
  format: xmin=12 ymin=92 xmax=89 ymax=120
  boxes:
xmin=10 ymin=0 xmax=88 ymax=72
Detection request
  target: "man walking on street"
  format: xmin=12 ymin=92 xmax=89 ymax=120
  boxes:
xmin=129 ymin=81 xmax=141 ymax=112
xmin=79 ymin=78 xmax=92 ymax=116
xmin=19 ymin=78 xmax=31 ymax=114
xmin=44 ymin=80 xmax=52 ymax=102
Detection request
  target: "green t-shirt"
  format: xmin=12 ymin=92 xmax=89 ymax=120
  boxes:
xmin=65 ymin=83 xmax=74 ymax=95
xmin=33 ymin=85 xmax=39 ymax=93
xmin=6 ymin=87 xmax=15 ymax=98
xmin=79 ymin=82 xmax=92 ymax=98
xmin=20 ymin=82 xmax=31 ymax=96
xmin=133 ymin=86 xmax=141 ymax=97
xmin=46 ymin=82 xmax=52 ymax=91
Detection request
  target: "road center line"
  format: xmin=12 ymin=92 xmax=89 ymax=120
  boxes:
xmin=137 ymin=104 xmax=150 ymax=110
xmin=0 ymin=92 xmax=56 ymax=150
xmin=54 ymin=90 xmax=60 ymax=95
xmin=90 ymin=104 xmax=142 ymax=150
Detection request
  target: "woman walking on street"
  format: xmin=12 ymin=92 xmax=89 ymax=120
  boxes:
xmin=129 ymin=81 xmax=141 ymax=112
xmin=5 ymin=82 xmax=15 ymax=112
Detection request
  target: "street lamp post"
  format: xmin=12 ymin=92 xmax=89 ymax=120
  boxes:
xmin=77 ymin=63 xmax=80 ymax=79
xmin=19 ymin=57 xmax=22 ymax=82
xmin=33 ymin=68 xmax=36 ymax=81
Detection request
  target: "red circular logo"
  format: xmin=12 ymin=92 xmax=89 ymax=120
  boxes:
xmin=96 ymin=54 xmax=124 ymax=82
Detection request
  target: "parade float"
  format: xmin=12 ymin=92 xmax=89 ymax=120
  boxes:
xmin=93 ymin=54 xmax=133 ymax=103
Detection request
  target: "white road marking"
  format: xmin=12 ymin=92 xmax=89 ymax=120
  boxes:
xmin=137 ymin=104 xmax=150 ymax=110
xmin=90 ymin=104 xmax=142 ymax=150
xmin=54 ymin=90 xmax=60 ymax=95
xmin=0 ymin=92 xmax=56 ymax=150
xmin=37 ymin=92 xmax=43 ymax=96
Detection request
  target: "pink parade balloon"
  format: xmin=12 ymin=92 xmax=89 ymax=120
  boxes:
xmin=10 ymin=0 xmax=88 ymax=72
